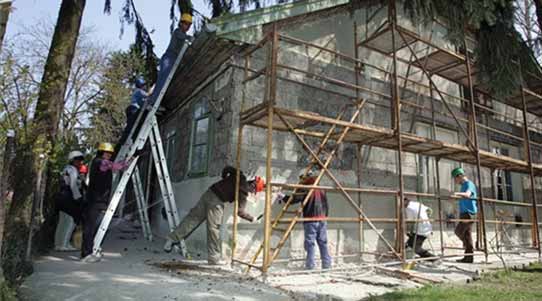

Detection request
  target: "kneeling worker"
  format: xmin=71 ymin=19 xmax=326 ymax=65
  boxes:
xmin=164 ymin=166 xmax=264 ymax=265
xmin=404 ymin=198 xmax=436 ymax=260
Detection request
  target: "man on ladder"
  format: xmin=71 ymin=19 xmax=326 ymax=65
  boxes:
xmin=88 ymin=13 xmax=219 ymax=262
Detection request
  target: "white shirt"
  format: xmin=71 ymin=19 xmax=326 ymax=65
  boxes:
xmin=405 ymin=201 xmax=432 ymax=236
xmin=62 ymin=165 xmax=82 ymax=200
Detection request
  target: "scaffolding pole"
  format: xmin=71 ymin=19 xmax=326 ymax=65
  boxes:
xmin=464 ymin=37 xmax=489 ymax=261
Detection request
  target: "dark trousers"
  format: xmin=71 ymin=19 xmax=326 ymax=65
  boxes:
xmin=116 ymin=106 xmax=140 ymax=153
xmin=406 ymin=233 xmax=434 ymax=258
xmin=81 ymin=203 xmax=105 ymax=258
xmin=455 ymin=212 xmax=475 ymax=256
xmin=56 ymin=190 xmax=82 ymax=224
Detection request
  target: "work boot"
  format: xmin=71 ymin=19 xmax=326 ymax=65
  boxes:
xmin=163 ymin=238 xmax=177 ymax=253
xmin=456 ymin=256 xmax=474 ymax=263
xmin=81 ymin=252 xmax=102 ymax=263
xmin=164 ymin=239 xmax=189 ymax=258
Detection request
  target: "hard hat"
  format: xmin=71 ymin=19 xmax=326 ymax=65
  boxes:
xmin=98 ymin=142 xmax=115 ymax=153
xmin=451 ymin=167 xmax=465 ymax=178
xmin=79 ymin=164 xmax=88 ymax=174
xmin=299 ymin=169 xmax=316 ymax=179
xmin=254 ymin=176 xmax=265 ymax=193
xmin=68 ymin=150 xmax=84 ymax=161
xmin=181 ymin=13 xmax=193 ymax=24
xmin=135 ymin=76 xmax=146 ymax=88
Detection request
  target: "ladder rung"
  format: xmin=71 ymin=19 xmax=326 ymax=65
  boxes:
xmin=283 ymin=210 xmax=298 ymax=214
xmin=272 ymin=227 xmax=288 ymax=232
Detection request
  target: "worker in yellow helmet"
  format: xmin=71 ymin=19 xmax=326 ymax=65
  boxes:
xmin=146 ymin=12 xmax=193 ymax=108
xmin=81 ymin=142 xmax=132 ymax=262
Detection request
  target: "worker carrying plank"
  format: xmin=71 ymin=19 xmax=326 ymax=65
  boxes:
xmin=404 ymin=198 xmax=436 ymax=261
xmin=164 ymin=165 xmax=265 ymax=265
xmin=279 ymin=169 xmax=332 ymax=270
xmin=451 ymin=167 xmax=478 ymax=264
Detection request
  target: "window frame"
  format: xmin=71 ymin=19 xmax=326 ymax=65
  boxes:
xmin=187 ymin=97 xmax=213 ymax=178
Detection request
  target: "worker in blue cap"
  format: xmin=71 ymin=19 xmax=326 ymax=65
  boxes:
xmin=116 ymin=76 xmax=152 ymax=151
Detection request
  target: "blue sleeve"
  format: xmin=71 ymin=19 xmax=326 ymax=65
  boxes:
xmin=468 ymin=181 xmax=477 ymax=199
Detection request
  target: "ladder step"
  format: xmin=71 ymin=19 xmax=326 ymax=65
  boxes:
xmin=283 ymin=210 xmax=298 ymax=214
xmin=272 ymin=227 xmax=288 ymax=232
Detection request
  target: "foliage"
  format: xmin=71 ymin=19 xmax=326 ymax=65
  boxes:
xmin=85 ymin=45 xmax=151 ymax=149
xmin=0 ymin=279 xmax=17 ymax=301
xmin=402 ymin=0 xmax=541 ymax=98
xmin=104 ymin=0 xmax=158 ymax=83
xmin=367 ymin=262 xmax=542 ymax=300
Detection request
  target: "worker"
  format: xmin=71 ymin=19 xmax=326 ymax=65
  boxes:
xmin=56 ymin=151 xmax=85 ymax=223
xmin=451 ymin=167 xmax=478 ymax=263
xmin=54 ymin=151 xmax=85 ymax=251
xmin=147 ymin=13 xmax=193 ymax=107
xmin=81 ymin=142 xmax=132 ymax=262
xmin=404 ymin=198 xmax=435 ymax=260
xmin=280 ymin=169 xmax=332 ymax=270
xmin=163 ymin=165 xmax=264 ymax=265
xmin=116 ymin=76 xmax=152 ymax=151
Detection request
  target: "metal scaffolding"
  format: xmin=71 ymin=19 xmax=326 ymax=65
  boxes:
xmin=231 ymin=1 xmax=542 ymax=274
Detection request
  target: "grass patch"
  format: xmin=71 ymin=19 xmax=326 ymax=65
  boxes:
xmin=367 ymin=262 xmax=542 ymax=301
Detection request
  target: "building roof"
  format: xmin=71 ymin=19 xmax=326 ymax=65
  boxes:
xmin=162 ymin=0 xmax=350 ymax=109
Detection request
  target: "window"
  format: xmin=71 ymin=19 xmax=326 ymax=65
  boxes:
xmin=492 ymin=147 xmax=513 ymax=201
xmin=165 ymin=131 xmax=176 ymax=175
xmin=189 ymin=97 xmax=211 ymax=176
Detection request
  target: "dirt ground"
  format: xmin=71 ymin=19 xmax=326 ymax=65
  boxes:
xmin=18 ymin=220 xmax=541 ymax=301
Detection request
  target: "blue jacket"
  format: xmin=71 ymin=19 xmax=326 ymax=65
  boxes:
xmin=130 ymin=88 xmax=148 ymax=109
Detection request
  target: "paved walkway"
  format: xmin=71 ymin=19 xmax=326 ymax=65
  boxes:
xmin=19 ymin=219 xmax=540 ymax=300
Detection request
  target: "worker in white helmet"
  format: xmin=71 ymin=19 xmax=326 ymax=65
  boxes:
xmin=54 ymin=150 xmax=86 ymax=251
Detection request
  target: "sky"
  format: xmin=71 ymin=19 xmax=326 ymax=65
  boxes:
xmin=5 ymin=0 xmax=212 ymax=55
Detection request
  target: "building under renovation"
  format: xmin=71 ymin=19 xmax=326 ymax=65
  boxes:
xmin=152 ymin=0 xmax=542 ymax=272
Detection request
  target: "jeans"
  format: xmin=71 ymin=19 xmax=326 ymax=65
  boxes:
xmin=116 ymin=105 xmax=140 ymax=152
xmin=149 ymin=54 xmax=175 ymax=106
xmin=303 ymin=221 xmax=332 ymax=269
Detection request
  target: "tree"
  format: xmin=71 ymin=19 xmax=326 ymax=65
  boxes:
xmin=1 ymin=0 xmax=86 ymax=283
xmin=85 ymin=45 xmax=151 ymax=149
xmin=402 ymin=0 xmax=541 ymax=98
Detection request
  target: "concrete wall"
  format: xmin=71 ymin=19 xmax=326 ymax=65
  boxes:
xmin=156 ymin=3 xmax=540 ymax=264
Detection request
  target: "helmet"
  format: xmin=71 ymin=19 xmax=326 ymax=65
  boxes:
xmin=135 ymin=76 xmax=146 ymax=88
xmin=451 ymin=167 xmax=465 ymax=178
xmin=68 ymin=150 xmax=84 ymax=161
xmin=98 ymin=142 xmax=115 ymax=153
xmin=79 ymin=164 xmax=88 ymax=174
xmin=181 ymin=13 xmax=193 ymax=24
xmin=254 ymin=176 xmax=265 ymax=193
xmin=299 ymin=169 xmax=316 ymax=179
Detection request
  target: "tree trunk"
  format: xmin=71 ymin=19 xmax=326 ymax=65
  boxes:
xmin=534 ymin=0 xmax=542 ymax=33
xmin=0 ymin=130 xmax=16 ymax=281
xmin=1 ymin=0 xmax=86 ymax=284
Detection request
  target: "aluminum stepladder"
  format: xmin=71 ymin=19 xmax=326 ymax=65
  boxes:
xmin=91 ymin=40 xmax=190 ymax=256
